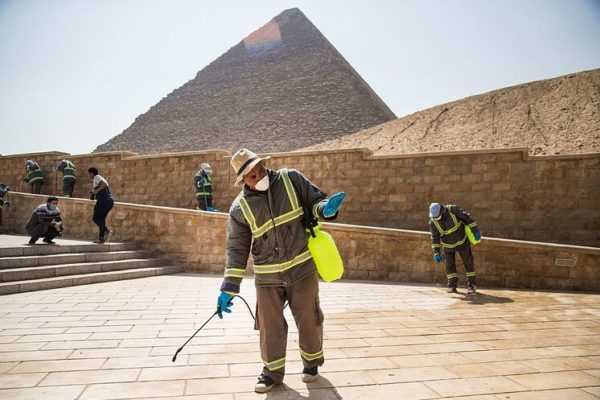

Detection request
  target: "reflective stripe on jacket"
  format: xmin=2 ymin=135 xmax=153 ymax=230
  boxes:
xmin=57 ymin=160 xmax=77 ymax=181
xmin=221 ymin=168 xmax=329 ymax=293
xmin=194 ymin=172 xmax=212 ymax=198
xmin=26 ymin=163 xmax=44 ymax=184
xmin=429 ymin=205 xmax=479 ymax=253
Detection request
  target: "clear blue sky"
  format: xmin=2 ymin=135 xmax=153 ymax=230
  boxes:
xmin=1 ymin=0 xmax=599 ymax=156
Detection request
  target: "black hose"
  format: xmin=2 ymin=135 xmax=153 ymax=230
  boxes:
xmin=172 ymin=294 xmax=257 ymax=362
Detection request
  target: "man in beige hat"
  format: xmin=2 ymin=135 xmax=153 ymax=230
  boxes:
xmin=217 ymin=148 xmax=346 ymax=393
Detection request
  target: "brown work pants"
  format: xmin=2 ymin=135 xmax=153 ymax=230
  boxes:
xmin=255 ymin=271 xmax=324 ymax=383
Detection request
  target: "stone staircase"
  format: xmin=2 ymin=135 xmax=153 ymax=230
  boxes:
xmin=0 ymin=241 xmax=182 ymax=295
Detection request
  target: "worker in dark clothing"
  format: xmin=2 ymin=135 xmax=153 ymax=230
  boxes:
xmin=0 ymin=184 xmax=11 ymax=226
xmin=88 ymin=167 xmax=114 ymax=244
xmin=26 ymin=196 xmax=63 ymax=245
xmin=23 ymin=160 xmax=44 ymax=194
xmin=194 ymin=163 xmax=213 ymax=210
xmin=429 ymin=203 xmax=481 ymax=294
xmin=217 ymin=148 xmax=346 ymax=393
xmin=57 ymin=159 xmax=77 ymax=197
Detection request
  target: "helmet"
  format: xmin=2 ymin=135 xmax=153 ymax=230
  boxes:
xmin=201 ymin=163 xmax=212 ymax=174
xmin=429 ymin=203 xmax=442 ymax=218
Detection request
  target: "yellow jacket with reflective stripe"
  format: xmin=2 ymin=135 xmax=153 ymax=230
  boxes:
xmin=429 ymin=204 xmax=479 ymax=254
xmin=221 ymin=168 xmax=330 ymax=293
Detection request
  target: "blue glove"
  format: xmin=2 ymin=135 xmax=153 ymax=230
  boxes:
xmin=323 ymin=192 xmax=346 ymax=217
xmin=206 ymin=206 xmax=215 ymax=212
xmin=217 ymin=291 xmax=234 ymax=319
xmin=434 ymin=254 xmax=444 ymax=263
xmin=473 ymin=231 xmax=481 ymax=241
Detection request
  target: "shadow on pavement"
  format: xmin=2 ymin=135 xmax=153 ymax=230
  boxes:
xmin=265 ymin=376 xmax=342 ymax=399
xmin=458 ymin=291 xmax=514 ymax=305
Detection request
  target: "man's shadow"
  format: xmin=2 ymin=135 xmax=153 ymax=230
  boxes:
xmin=265 ymin=376 xmax=342 ymax=399
xmin=456 ymin=290 xmax=514 ymax=305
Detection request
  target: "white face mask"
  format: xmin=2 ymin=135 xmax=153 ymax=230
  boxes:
xmin=254 ymin=175 xmax=270 ymax=191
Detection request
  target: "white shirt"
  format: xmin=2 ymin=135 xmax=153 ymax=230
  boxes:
xmin=93 ymin=174 xmax=109 ymax=189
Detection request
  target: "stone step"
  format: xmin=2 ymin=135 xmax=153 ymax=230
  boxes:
xmin=0 ymin=242 xmax=139 ymax=258
xmin=0 ymin=266 xmax=183 ymax=295
xmin=0 ymin=250 xmax=152 ymax=269
xmin=0 ymin=259 xmax=163 ymax=282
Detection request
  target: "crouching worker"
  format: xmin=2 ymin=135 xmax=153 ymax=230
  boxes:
xmin=26 ymin=196 xmax=63 ymax=245
xmin=216 ymin=148 xmax=346 ymax=393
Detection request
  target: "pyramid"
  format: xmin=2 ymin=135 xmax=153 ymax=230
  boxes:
xmin=95 ymin=8 xmax=396 ymax=154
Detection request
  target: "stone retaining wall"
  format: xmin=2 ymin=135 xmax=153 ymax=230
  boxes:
xmin=1 ymin=147 xmax=598 ymax=247
xmin=2 ymin=193 xmax=598 ymax=292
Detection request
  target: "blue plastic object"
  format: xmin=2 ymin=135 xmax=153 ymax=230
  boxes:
xmin=323 ymin=192 xmax=346 ymax=217
xmin=217 ymin=291 xmax=234 ymax=319
xmin=434 ymin=254 xmax=444 ymax=263
xmin=473 ymin=231 xmax=481 ymax=241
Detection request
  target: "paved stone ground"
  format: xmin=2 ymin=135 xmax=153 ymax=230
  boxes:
xmin=0 ymin=273 xmax=599 ymax=399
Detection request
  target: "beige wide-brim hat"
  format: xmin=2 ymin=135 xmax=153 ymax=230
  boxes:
xmin=230 ymin=148 xmax=271 ymax=186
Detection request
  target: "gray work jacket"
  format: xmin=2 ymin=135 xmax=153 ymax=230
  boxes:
xmin=220 ymin=168 xmax=333 ymax=293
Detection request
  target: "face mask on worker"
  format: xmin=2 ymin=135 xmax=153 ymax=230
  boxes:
xmin=48 ymin=204 xmax=57 ymax=210
xmin=254 ymin=174 xmax=270 ymax=191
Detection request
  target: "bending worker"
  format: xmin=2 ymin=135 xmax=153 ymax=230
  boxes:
xmin=194 ymin=163 xmax=213 ymax=211
xmin=429 ymin=202 xmax=481 ymax=294
xmin=23 ymin=160 xmax=44 ymax=194
xmin=57 ymin=159 xmax=77 ymax=197
xmin=216 ymin=148 xmax=346 ymax=393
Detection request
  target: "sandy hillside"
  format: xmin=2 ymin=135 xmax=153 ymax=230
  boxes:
xmin=303 ymin=69 xmax=600 ymax=155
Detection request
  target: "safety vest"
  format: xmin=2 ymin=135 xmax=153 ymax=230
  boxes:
xmin=61 ymin=161 xmax=76 ymax=181
xmin=195 ymin=174 xmax=212 ymax=198
xmin=26 ymin=164 xmax=44 ymax=184
xmin=430 ymin=208 xmax=467 ymax=249
xmin=237 ymin=168 xmax=310 ymax=275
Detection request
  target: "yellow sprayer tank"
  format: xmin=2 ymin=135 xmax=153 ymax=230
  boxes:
xmin=307 ymin=224 xmax=344 ymax=282
xmin=465 ymin=225 xmax=481 ymax=245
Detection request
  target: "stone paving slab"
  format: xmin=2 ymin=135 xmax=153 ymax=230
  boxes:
xmin=0 ymin=274 xmax=599 ymax=399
